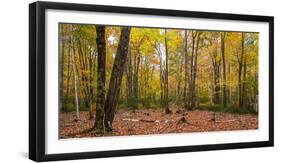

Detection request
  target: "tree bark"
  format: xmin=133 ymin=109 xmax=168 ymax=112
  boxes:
xmin=76 ymin=38 xmax=93 ymax=119
xmin=65 ymin=25 xmax=72 ymax=112
xmin=103 ymin=27 xmax=131 ymax=131
xmin=191 ymin=31 xmax=201 ymax=109
xmin=238 ymin=33 xmax=244 ymax=107
xmin=94 ymin=25 xmax=106 ymax=131
xmin=60 ymin=25 xmax=66 ymax=112
xmin=70 ymin=25 xmax=80 ymax=120
xmin=188 ymin=30 xmax=196 ymax=110
xmin=242 ymin=38 xmax=247 ymax=106
xmin=155 ymin=42 xmax=164 ymax=108
xmin=164 ymin=29 xmax=171 ymax=114
xmin=209 ymin=33 xmax=221 ymax=105
xmin=183 ymin=30 xmax=189 ymax=111
xmin=125 ymin=48 xmax=133 ymax=101
xmin=221 ymin=32 xmax=227 ymax=108
xmin=133 ymin=51 xmax=141 ymax=109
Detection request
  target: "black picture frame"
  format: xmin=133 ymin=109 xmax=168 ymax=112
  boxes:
xmin=29 ymin=1 xmax=274 ymax=162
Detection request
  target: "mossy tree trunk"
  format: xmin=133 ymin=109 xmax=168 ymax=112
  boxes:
xmin=103 ymin=27 xmax=131 ymax=131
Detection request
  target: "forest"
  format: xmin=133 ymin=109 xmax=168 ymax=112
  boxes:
xmin=59 ymin=23 xmax=259 ymax=138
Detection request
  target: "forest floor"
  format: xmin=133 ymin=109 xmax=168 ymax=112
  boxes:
xmin=59 ymin=108 xmax=258 ymax=139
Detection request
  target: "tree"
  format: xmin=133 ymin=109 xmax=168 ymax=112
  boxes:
xmin=125 ymin=48 xmax=133 ymax=104
xmin=188 ymin=30 xmax=201 ymax=110
xmin=238 ymin=33 xmax=245 ymax=107
xmin=163 ymin=29 xmax=171 ymax=114
xmin=183 ymin=30 xmax=189 ymax=111
xmin=103 ymin=27 xmax=131 ymax=131
xmin=60 ymin=24 xmax=66 ymax=112
xmin=59 ymin=24 xmax=259 ymax=134
xmin=65 ymin=25 xmax=72 ymax=113
xmin=221 ymin=32 xmax=227 ymax=108
xmin=76 ymin=32 xmax=95 ymax=119
xmin=94 ymin=25 xmax=106 ymax=131
xmin=209 ymin=32 xmax=221 ymax=105
xmin=155 ymin=41 xmax=164 ymax=108
xmin=70 ymin=24 xmax=80 ymax=120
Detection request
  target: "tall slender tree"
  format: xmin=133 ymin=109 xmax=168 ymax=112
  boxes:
xmin=238 ymin=33 xmax=245 ymax=107
xmin=183 ymin=30 xmax=189 ymax=111
xmin=60 ymin=25 xmax=66 ymax=112
xmin=221 ymin=32 xmax=227 ymax=108
xmin=70 ymin=25 xmax=80 ymax=120
xmin=164 ymin=29 xmax=171 ymax=114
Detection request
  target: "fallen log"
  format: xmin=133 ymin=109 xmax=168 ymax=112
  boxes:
xmin=215 ymin=119 xmax=238 ymax=123
xmin=122 ymin=118 xmax=160 ymax=123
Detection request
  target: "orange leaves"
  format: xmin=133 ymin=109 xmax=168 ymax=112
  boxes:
xmin=60 ymin=109 xmax=258 ymax=139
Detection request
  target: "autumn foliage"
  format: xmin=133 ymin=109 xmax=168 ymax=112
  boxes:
xmin=59 ymin=23 xmax=258 ymax=138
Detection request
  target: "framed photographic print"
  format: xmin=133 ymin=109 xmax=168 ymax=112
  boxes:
xmin=29 ymin=1 xmax=274 ymax=162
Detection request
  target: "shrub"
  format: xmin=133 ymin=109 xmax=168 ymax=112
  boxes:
xmin=197 ymin=104 xmax=257 ymax=115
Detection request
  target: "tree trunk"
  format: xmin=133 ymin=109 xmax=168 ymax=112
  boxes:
xmin=188 ymin=31 xmax=201 ymax=110
xmin=133 ymin=51 xmax=140 ymax=109
xmin=103 ymin=27 xmax=131 ymax=131
xmin=70 ymin=25 xmax=80 ymax=120
xmin=183 ymin=30 xmax=189 ymax=111
xmin=209 ymin=72 xmax=214 ymax=105
xmin=76 ymin=38 xmax=93 ymax=119
xmin=164 ymin=29 xmax=171 ymax=114
xmin=125 ymin=48 xmax=133 ymax=102
xmin=176 ymin=57 xmax=183 ymax=106
xmin=94 ymin=25 xmax=106 ymax=131
xmin=221 ymin=32 xmax=227 ymax=108
xmin=60 ymin=25 xmax=66 ymax=112
xmin=155 ymin=42 xmax=164 ymax=108
xmin=191 ymin=31 xmax=201 ymax=109
xmin=242 ymin=41 xmax=247 ymax=106
xmin=188 ymin=30 xmax=196 ymax=110
xmin=65 ymin=25 xmax=72 ymax=112
xmin=210 ymin=33 xmax=221 ymax=105
xmin=238 ymin=33 xmax=244 ymax=107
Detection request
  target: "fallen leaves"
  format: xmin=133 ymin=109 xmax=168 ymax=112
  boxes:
xmin=59 ymin=108 xmax=258 ymax=139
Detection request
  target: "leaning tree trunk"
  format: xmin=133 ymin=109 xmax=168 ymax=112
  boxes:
xmin=103 ymin=27 xmax=131 ymax=131
xmin=94 ymin=25 xmax=106 ymax=131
